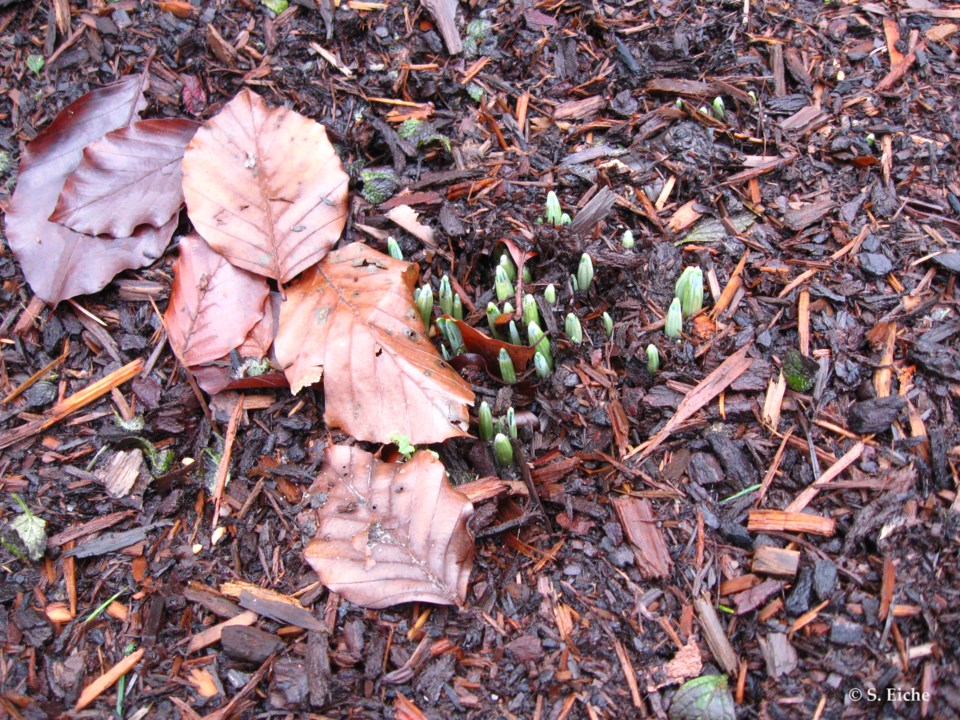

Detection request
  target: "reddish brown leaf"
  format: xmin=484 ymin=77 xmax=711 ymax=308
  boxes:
xmin=181 ymin=89 xmax=349 ymax=283
xmin=302 ymin=445 xmax=474 ymax=608
xmin=51 ymin=119 xmax=200 ymax=237
xmin=165 ymin=234 xmax=270 ymax=367
xmin=451 ymin=318 xmax=535 ymax=371
xmin=190 ymin=293 xmax=287 ymax=395
xmin=5 ymin=76 xmax=177 ymax=305
xmin=274 ymin=243 xmax=474 ymax=443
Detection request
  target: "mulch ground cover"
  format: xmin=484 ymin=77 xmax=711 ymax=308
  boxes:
xmin=1 ymin=0 xmax=959 ymax=718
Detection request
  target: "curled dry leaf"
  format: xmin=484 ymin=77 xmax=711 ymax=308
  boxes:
xmin=51 ymin=118 xmax=200 ymax=237
xmin=165 ymin=233 xmax=270 ymax=367
xmin=5 ymin=76 xmax=177 ymax=305
xmin=450 ymin=317 xmax=536 ymax=373
xmin=385 ymin=204 xmax=436 ymax=247
xmin=190 ymin=293 xmax=288 ymax=395
xmin=274 ymin=243 xmax=474 ymax=443
xmin=302 ymin=445 xmax=474 ymax=608
xmin=181 ymin=89 xmax=349 ymax=284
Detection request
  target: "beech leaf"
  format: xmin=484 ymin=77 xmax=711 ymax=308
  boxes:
xmin=274 ymin=243 xmax=474 ymax=443
xmin=302 ymin=445 xmax=474 ymax=609
xmin=451 ymin=318 xmax=536 ymax=372
xmin=165 ymin=233 xmax=270 ymax=367
xmin=51 ymin=118 xmax=200 ymax=237
xmin=5 ymin=76 xmax=177 ymax=304
xmin=181 ymin=89 xmax=349 ymax=283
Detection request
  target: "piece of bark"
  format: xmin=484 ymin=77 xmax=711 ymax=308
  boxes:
xmin=733 ymin=579 xmax=784 ymax=615
xmin=758 ymin=633 xmax=798 ymax=678
xmin=65 ymin=522 xmax=171 ymax=558
xmin=222 ymin=582 xmax=324 ymax=632
xmin=752 ymin=546 xmax=800 ymax=577
xmin=99 ymin=449 xmax=144 ymax=499
xmin=185 ymin=610 xmax=257 ymax=654
xmin=183 ymin=587 xmax=245 ymax=619
xmin=694 ymin=597 xmax=739 ymax=676
xmin=48 ymin=510 xmax=136 ymax=547
xmin=74 ymin=648 xmax=145 ymax=711
xmin=747 ymin=510 xmax=836 ymax=536
xmin=847 ymin=397 xmax=905 ymax=434
xmin=781 ymin=199 xmax=834 ymax=231
xmin=569 ymin=186 xmax=618 ymax=236
xmin=612 ymin=496 xmax=672 ymax=578
xmin=307 ymin=630 xmax=332 ymax=707
xmin=421 ymin=0 xmax=461 ymax=54
xmin=222 ymin=625 xmax=284 ymax=663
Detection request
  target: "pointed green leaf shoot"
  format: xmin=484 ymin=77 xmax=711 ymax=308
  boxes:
xmin=478 ymin=400 xmax=493 ymax=440
xmin=665 ymin=298 xmax=683 ymax=338
xmin=545 ymin=190 xmax=563 ymax=226
xmin=493 ymin=433 xmax=514 ymax=466
xmin=565 ymin=313 xmax=583 ymax=344
xmin=495 ymin=265 xmax=514 ymax=302
xmin=386 ymin=236 xmax=403 ymax=260
xmin=646 ymin=343 xmax=660 ymax=373
xmin=416 ymin=284 xmax=433 ymax=327
xmin=621 ymin=229 xmax=635 ymax=249
xmin=602 ymin=311 xmax=613 ymax=338
xmin=534 ymin=352 xmax=551 ymax=379
xmin=498 ymin=348 xmax=517 ymax=383
xmin=544 ymin=284 xmax=557 ymax=304
xmin=576 ymin=253 xmax=594 ymax=292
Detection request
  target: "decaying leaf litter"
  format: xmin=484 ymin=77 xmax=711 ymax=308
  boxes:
xmin=1 ymin=0 xmax=959 ymax=718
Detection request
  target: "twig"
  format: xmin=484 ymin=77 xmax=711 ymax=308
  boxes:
xmin=212 ymin=396 xmax=244 ymax=530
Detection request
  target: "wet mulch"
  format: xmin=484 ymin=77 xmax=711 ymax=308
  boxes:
xmin=1 ymin=0 xmax=959 ymax=718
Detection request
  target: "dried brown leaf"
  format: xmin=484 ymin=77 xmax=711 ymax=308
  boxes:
xmin=165 ymin=233 xmax=270 ymax=367
xmin=303 ymin=445 xmax=474 ymax=608
xmin=274 ymin=243 xmax=473 ymax=443
xmin=51 ymin=118 xmax=200 ymax=237
xmin=181 ymin=89 xmax=349 ymax=283
xmin=5 ymin=76 xmax=177 ymax=304
xmin=451 ymin=318 xmax=535 ymax=372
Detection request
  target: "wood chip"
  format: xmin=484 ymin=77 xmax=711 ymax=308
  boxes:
xmin=747 ymin=509 xmax=835 ymax=536
xmin=185 ymin=610 xmax=258 ymax=654
xmin=74 ymin=648 xmax=145 ymax=711
xmin=752 ymin=546 xmax=800 ymax=577
xmin=786 ymin=441 xmax=864 ymax=512
xmin=222 ymin=581 xmax=324 ymax=631
xmin=612 ymin=496 xmax=672 ymax=578
xmin=694 ymin=597 xmax=738 ymax=675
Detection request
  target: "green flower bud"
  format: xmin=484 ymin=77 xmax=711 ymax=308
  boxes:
xmin=712 ymin=96 xmax=725 ymax=120
xmin=453 ymin=293 xmax=463 ymax=321
xmin=528 ymin=321 xmax=552 ymax=369
xmin=570 ymin=274 xmax=579 ymax=292
xmin=559 ymin=212 xmax=572 ymax=225
xmin=506 ymin=407 xmax=517 ymax=439
xmin=493 ymin=433 xmax=514 ymax=466
xmin=565 ymin=313 xmax=583 ymax=344
xmin=502 ymin=301 xmax=514 ymax=316
xmin=522 ymin=293 xmax=539 ymax=328
xmin=665 ymin=297 xmax=683 ymax=338
xmin=545 ymin=190 xmax=563 ymax=226
xmin=495 ymin=265 xmax=514 ymax=302
xmin=437 ymin=317 xmax=463 ymax=354
xmin=621 ymin=230 xmax=635 ymax=249
xmin=679 ymin=267 xmax=704 ymax=317
xmin=387 ymin=236 xmax=403 ymax=260
xmin=646 ymin=344 xmax=660 ymax=374
xmin=508 ymin=320 xmax=522 ymax=346
xmin=534 ymin=352 xmax=551 ymax=379
xmin=602 ymin=311 xmax=613 ymax=338
xmin=498 ymin=348 xmax=516 ymax=383
xmin=416 ymin=284 xmax=433 ymax=327
xmin=486 ymin=302 xmax=501 ymax=334
xmin=576 ymin=253 xmax=593 ymax=292
xmin=439 ymin=275 xmax=454 ymax=317
xmin=544 ymin=284 xmax=557 ymax=304
xmin=478 ymin=401 xmax=493 ymax=441
xmin=522 ymin=265 xmax=533 ymax=283
xmin=499 ymin=252 xmax=517 ymax=282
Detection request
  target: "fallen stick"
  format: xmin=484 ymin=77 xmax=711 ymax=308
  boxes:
xmin=0 ymin=358 xmax=144 ymax=451
xmin=74 ymin=647 xmax=145 ymax=711
xmin=626 ymin=344 xmax=753 ymax=462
